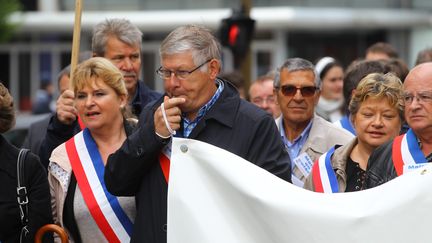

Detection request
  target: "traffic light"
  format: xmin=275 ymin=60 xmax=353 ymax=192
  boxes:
xmin=219 ymin=10 xmax=255 ymax=59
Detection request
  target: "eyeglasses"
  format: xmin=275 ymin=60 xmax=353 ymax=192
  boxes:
xmin=156 ymin=59 xmax=212 ymax=80
xmin=403 ymin=91 xmax=432 ymax=105
xmin=252 ymin=96 xmax=275 ymax=105
xmin=277 ymin=85 xmax=318 ymax=97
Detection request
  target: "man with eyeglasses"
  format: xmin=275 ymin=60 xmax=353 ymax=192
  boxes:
xmin=273 ymin=57 xmax=354 ymax=187
xmin=249 ymin=73 xmax=281 ymax=118
xmin=365 ymin=62 xmax=432 ymax=189
xmin=104 ymin=25 xmax=291 ymax=243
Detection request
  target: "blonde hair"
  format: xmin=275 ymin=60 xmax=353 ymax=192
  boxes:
xmin=349 ymin=72 xmax=404 ymax=122
xmin=0 ymin=83 xmax=15 ymax=133
xmin=72 ymin=57 xmax=133 ymax=118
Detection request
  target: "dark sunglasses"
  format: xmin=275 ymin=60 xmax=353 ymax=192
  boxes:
xmin=278 ymin=85 xmax=318 ymax=97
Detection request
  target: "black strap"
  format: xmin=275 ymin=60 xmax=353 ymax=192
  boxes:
xmin=16 ymin=148 xmax=29 ymax=243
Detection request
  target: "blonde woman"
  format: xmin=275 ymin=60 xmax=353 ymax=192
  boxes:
xmin=48 ymin=57 xmax=136 ymax=242
xmin=304 ymin=73 xmax=404 ymax=192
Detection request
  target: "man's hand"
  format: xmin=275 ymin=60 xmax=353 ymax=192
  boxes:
xmin=56 ymin=90 xmax=77 ymax=125
xmin=154 ymin=96 xmax=185 ymax=138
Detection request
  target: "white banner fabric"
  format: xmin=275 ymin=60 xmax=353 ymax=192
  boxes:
xmin=167 ymin=138 xmax=432 ymax=243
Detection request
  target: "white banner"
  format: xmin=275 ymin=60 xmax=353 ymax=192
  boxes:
xmin=168 ymin=138 xmax=432 ymax=243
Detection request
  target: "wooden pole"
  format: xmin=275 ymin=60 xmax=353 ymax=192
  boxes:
xmin=69 ymin=0 xmax=83 ymax=88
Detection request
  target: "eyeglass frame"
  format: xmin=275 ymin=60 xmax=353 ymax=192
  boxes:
xmin=156 ymin=58 xmax=213 ymax=80
xmin=251 ymin=96 xmax=276 ymax=105
xmin=403 ymin=90 xmax=432 ymax=105
xmin=275 ymin=84 xmax=319 ymax=97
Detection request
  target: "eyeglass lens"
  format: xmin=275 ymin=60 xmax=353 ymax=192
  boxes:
xmin=280 ymin=85 xmax=317 ymax=97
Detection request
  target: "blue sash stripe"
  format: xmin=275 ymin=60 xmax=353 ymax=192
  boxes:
xmin=324 ymin=147 xmax=339 ymax=192
xmin=82 ymin=129 xmax=134 ymax=236
xmin=340 ymin=116 xmax=356 ymax=135
xmin=406 ymin=129 xmax=427 ymax=163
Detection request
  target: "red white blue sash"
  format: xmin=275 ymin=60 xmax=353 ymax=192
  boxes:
xmin=392 ymin=129 xmax=427 ymax=176
xmin=159 ymin=143 xmax=171 ymax=182
xmin=312 ymin=147 xmax=339 ymax=193
xmin=65 ymin=129 xmax=133 ymax=243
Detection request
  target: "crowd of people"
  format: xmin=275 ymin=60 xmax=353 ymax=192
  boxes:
xmin=1 ymin=17 xmax=432 ymax=243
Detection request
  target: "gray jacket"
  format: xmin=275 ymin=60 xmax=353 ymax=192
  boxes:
xmin=304 ymin=138 xmax=358 ymax=192
xmin=276 ymin=114 xmax=354 ymax=183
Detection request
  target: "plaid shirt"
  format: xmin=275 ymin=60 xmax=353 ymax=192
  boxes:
xmin=181 ymin=79 xmax=224 ymax=138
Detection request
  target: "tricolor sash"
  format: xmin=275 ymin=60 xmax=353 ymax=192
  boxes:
xmin=311 ymin=147 xmax=339 ymax=193
xmin=392 ymin=129 xmax=427 ymax=176
xmin=339 ymin=115 xmax=356 ymax=135
xmin=65 ymin=129 xmax=133 ymax=243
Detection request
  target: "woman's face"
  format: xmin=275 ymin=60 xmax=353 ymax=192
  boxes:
xmin=75 ymin=77 xmax=126 ymax=131
xmin=353 ymin=97 xmax=401 ymax=150
xmin=320 ymin=66 xmax=344 ymax=100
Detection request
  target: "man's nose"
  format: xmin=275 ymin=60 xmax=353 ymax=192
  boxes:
xmin=120 ymin=58 xmax=133 ymax=70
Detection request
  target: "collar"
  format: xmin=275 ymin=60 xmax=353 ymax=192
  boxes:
xmin=129 ymin=81 xmax=142 ymax=114
xmin=182 ymin=79 xmax=224 ymax=124
xmin=279 ymin=118 xmax=313 ymax=146
xmin=181 ymin=79 xmax=224 ymax=137
xmin=181 ymin=79 xmax=240 ymax=138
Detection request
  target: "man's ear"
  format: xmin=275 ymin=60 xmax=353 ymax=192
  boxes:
xmin=208 ymin=59 xmax=221 ymax=80
xmin=314 ymin=90 xmax=321 ymax=106
xmin=273 ymin=88 xmax=279 ymax=105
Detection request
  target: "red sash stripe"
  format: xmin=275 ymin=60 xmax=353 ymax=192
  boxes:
xmin=66 ymin=137 xmax=120 ymax=243
xmin=312 ymin=161 xmax=324 ymax=193
xmin=392 ymin=135 xmax=404 ymax=176
xmin=159 ymin=152 xmax=170 ymax=183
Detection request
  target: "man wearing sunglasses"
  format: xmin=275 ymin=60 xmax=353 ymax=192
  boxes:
xmin=365 ymin=62 xmax=432 ymax=189
xmin=274 ymin=57 xmax=354 ymax=187
xmin=104 ymin=25 xmax=291 ymax=243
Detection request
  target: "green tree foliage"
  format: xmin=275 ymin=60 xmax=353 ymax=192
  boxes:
xmin=0 ymin=0 xmax=21 ymax=43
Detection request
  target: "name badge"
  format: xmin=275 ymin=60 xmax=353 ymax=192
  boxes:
xmin=403 ymin=163 xmax=427 ymax=173
xmin=293 ymin=152 xmax=314 ymax=177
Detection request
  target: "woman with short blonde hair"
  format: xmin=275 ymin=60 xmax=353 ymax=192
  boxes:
xmin=304 ymin=72 xmax=404 ymax=192
xmin=48 ymin=57 xmax=136 ymax=242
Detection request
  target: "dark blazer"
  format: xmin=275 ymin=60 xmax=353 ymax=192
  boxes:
xmin=38 ymin=80 xmax=161 ymax=169
xmin=104 ymin=79 xmax=291 ymax=243
xmin=22 ymin=115 xmax=51 ymax=155
xmin=364 ymin=139 xmax=399 ymax=189
xmin=0 ymin=135 xmax=53 ymax=243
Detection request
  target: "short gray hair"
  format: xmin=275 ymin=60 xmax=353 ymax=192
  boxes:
xmin=274 ymin=58 xmax=317 ymax=88
xmin=159 ymin=25 xmax=221 ymax=67
xmin=92 ymin=18 xmax=142 ymax=56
